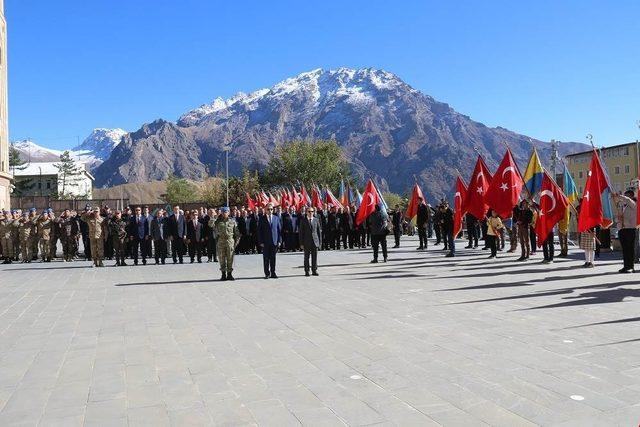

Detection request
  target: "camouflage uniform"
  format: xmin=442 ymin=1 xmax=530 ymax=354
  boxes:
xmin=18 ymin=216 xmax=34 ymax=262
xmin=11 ymin=214 xmax=20 ymax=261
xmin=213 ymin=217 xmax=240 ymax=278
xmin=49 ymin=214 xmax=58 ymax=259
xmin=36 ymin=216 xmax=54 ymax=262
xmin=58 ymin=216 xmax=79 ymax=262
xmin=108 ymin=217 xmax=128 ymax=266
xmin=0 ymin=214 xmax=14 ymax=263
xmin=29 ymin=213 xmax=39 ymax=260
xmin=81 ymin=212 xmax=106 ymax=267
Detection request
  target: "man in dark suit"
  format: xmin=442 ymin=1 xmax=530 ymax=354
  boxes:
xmin=167 ymin=205 xmax=187 ymax=264
xmin=258 ymin=203 xmax=282 ymax=279
xmin=128 ymin=206 xmax=150 ymax=265
xmin=391 ymin=204 xmax=403 ymax=248
xmin=340 ymin=206 xmax=354 ymax=249
xmin=150 ymin=209 xmax=167 ymax=264
xmin=187 ymin=210 xmax=205 ymax=263
xmin=416 ymin=197 xmax=430 ymax=250
xmin=299 ymin=206 xmax=322 ymax=276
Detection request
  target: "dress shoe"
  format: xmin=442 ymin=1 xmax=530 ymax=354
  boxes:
xmin=445 ymin=253 xmax=454 ymax=257
xmin=264 ymin=275 xmax=270 ymax=279
xmin=270 ymin=273 xmax=278 ymax=279
xmin=312 ymin=271 xmax=319 ymax=276
xmin=619 ymin=268 xmax=632 ymax=273
xmin=305 ymin=271 xmax=310 ymax=277
xmin=370 ymin=259 xmax=378 ymax=263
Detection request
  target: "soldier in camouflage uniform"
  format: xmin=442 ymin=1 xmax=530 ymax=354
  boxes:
xmin=108 ymin=210 xmax=129 ymax=266
xmin=58 ymin=209 xmax=79 ymax=262
xmin=36 ymin=211 xmax=54 ymax=262
xmin=81 ymin=207 xmax=106 ymax=267
xmin=12 ymin=210 xmax=21 ymax=261
xmin=212 ymin=207 xmax=240 ymax=281
xmin=18 ymin=212 xmax=34 ymax=263
xmin=29 ymin=208 xmax=39 ymax=260
xmin=0 ymin=210 xmax=14 ymax=263
xmin=48 ymin=210 xmax=58 ymax=260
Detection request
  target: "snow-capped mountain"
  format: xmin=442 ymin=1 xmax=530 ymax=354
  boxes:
xmin=94 ymin=67 xmax=587 ymax=199
xmin=12 ymin=128 xmax=126 ymax=171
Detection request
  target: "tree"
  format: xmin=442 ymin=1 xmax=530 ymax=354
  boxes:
xmin=382 ymin=191 xmax=405 ymax=210
xmin=163 ymin=174 xmax=200 ymax=205
xmin=261 ymin=140 xmax=351 ymax=190
xmin=9 ymin=145 xmax=33 ymax=196
xmin=229 ymin=169 xmax=261 ymax=206
xmin=198 ymin=176 xmax=225 ymax=207
xmin=54 ymin=151 xmax=83 ymax=199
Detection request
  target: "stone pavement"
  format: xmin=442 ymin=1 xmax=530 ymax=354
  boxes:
xmin=1 ymin=236 xmax=640 ymax=426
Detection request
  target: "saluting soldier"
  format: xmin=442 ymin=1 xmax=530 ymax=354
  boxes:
xmin=18 ymin=212 xmax=34 ymax=263
xmin=28 ymin=208 xmax=39 ymax=260
xmin=81 ymin=206 xmax=107 ymax=267
xmin=213 ymin=207 xmax=240 ymax=281
xmin=0 ymin=210 xmax=14 ymax=263
xmin=58 ymin=209 xmax=79 ymax=262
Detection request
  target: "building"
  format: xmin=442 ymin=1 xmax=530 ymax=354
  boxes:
xmin=12 ymin=162 xmax=95 ymax=199
xmin=0 ymin=0 xmax=9 ymax=210
xmin=565 ymin=141 xmax=639 ymax=195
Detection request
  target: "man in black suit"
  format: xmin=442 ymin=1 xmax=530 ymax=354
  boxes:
xmin=299 ymin=206 xmax=322 ymax=276
xmin=340 ymin=206 xmax=354 ymax=249
xmin=257 ymin=203 xmax=282 ymax=279
xmin=391 ymin=204 xmax=403 ymax=248
xmin=128 ymin=206 xmax=150 ymax=265
xmin=186 ymin=210 xmax=205 ymax=263
xmin=416 ymin=197 xmax=430 ymax=250
xmin=168 ymin=205 xmax=187 ymax=264
xmin=150 ymin=209 xmax=167 ymax=264
xmin=328 ymin=206 xmax=340 ymax=249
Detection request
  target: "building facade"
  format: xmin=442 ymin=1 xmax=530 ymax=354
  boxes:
xmin=565 ymin=142 xmax=640 ymax=195
xmin=0 ymin=0 xmax=9 ymax=210
xmin=12 ymin=162 xmax=95 ymax=199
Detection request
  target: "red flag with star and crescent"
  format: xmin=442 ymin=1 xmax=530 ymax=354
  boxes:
xmin=535 ymin=171 xmax=569 ymax=246
xmin=465 ymin=156 xmax=493 ymax=220
xmin=577 ymin=149 xmax=608 ymax=232
xmin=355 ymin=180 xmax=380 ymax=226
xmin=485 ymin=149 xmax=524 ymax=218
xmin=311 ymin=186 xmax=324 ymax=210
xmin=453 ymin=176 xmax=467 ymax=237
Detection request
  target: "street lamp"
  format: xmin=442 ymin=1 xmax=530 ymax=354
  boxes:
xmin=223 ymin=145 xmax=231 ymax=207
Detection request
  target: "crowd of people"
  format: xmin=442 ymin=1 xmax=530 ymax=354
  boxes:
xmin=0 ymin=189 xmax=637 ymax=278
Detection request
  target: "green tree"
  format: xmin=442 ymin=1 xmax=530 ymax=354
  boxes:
xmin=9 ymin=145 xmax=33 ymax=196
xmin=198 ymin=176 xmax=225 ymax=207
xmin=382 ymin=192 xmax=405 ymax=210
xmin=261 ymin=140 xmax=351 ymax=190
xmin=163 ymin=174 xmax=200 ymax=205
xmin=54 ymin=151 xmax=83 ymax=199
xmin=229 ymin=169 xmax=261 ymax=206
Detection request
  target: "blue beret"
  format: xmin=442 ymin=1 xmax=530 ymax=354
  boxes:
xmin=220 ymin=207 xmax=230 ymax=213
xmin=29 ymin=208 xmax=36 ymax=212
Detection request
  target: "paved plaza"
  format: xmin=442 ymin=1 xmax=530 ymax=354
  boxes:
xmin=1 ymin=236 xmax=640 ymax=426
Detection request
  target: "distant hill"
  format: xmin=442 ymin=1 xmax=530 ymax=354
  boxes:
xmin=93 ymin=181 xmax=167 ymax=205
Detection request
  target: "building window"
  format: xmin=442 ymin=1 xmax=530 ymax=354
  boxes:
xmin=46 ymin=182 xmax=51 ymax=189
xmin=38 ymin=182 xmax=42 ymax=189
xmin=615 ymin=166 xmax=620 ymax=175
xmin=625 ymin=147 xmax=630 ymax=156
xmin=625 ymin=165 xmax=630 ymax=174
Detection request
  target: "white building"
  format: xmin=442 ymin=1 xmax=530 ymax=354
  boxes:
xmin=13 ymin=161 xmax=94 ymax=199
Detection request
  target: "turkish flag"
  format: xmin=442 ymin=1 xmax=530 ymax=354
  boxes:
xmin=301 ymin=185 xmax=311 ymax=207
xmin=246 ymin=193 xmax=256 ymax=210
xmin=356 ymin=180 xmax=380 ymax=226
xmin=485 ymin=149 xmax=523 ymax=218
xmin=465 ymin=156 xmax=493 ymax=220
xmin=535 ymin=171 xmax=569 ymax=246
xmin=453 ymin=176 xmax=467 ymax=237
xmin=311 ymin=186 xmax=324 ymax=210
xmin=405 ymin=183 xmax=425 ymax=219
xmin=578 ymin=150 xmax=608 ymax=232
xmin=325 ymin=188 xmax=343 ymax=209
xmin=259 ymin=191 xmax=269 ymax=207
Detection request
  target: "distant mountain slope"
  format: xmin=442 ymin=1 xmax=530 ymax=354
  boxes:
xmin=93 ymin=67 xmax=588 ymax=200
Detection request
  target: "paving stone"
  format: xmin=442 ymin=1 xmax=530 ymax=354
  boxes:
xmin=1 ymin=236 xmax=640 ymax=425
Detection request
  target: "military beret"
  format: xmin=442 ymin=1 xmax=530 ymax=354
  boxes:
xmin=29 ymin=208 xmax=36 ymax=212
xmin=220 ymin=207 xmax=230 ymax=213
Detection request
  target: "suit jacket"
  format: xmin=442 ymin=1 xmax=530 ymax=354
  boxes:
xmin=187 ymin=218 xmax=205 ymax=242
xmin=168 ymin=213 xmax=186 ymax=239
xmin=150 ymin=217 xmax=167 ymax=240
xmin=258 ymin=214 xmax=282 ymax=247
xmin=128 ymin=215 xmax=149 ymax=239
xmin=299 ymin=216 xmax=322 ymax=249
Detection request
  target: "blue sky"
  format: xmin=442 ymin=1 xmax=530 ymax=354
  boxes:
xmin=7 ymin=0 xmax=640 ymax=149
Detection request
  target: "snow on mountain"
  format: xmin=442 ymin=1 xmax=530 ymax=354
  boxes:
xmin=12 ymin=128 xmax=127 ymax=171
xmin=72 ymin=128 xmax=127 ymax=161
